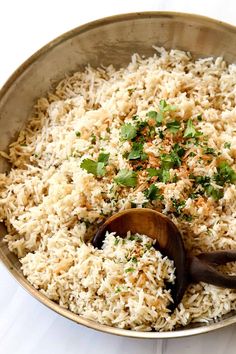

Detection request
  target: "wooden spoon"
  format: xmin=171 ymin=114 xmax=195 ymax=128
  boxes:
xmin=92 ymin=208 xmax=236 ymax=309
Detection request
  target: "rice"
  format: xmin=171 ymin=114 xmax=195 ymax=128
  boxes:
xmin=1 ymin=47 xmax=236 ymax=331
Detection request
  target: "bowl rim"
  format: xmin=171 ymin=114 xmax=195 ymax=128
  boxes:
xmin=1 ymin=11 xmax=236 ymax=339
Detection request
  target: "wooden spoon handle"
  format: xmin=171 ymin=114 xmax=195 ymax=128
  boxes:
xmin=189 ymin=251 xmax=236 ymax=289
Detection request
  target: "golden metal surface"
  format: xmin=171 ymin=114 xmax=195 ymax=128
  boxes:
xmin=0 ymin=12 xmax=236 ymax=338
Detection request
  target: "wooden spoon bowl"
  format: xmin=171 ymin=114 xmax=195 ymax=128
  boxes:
xmin=92 ymin=208 xmax=236 ymax=309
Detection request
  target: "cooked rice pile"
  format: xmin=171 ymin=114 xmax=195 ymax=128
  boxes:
xmin=1 ymin=47 xmax=236 ymax=331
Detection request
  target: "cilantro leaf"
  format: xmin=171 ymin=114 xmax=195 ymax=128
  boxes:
xmin=147 ymin=168 xmax=159 ymax=177
xmin=202 ymin=147 xmax=216 ymax=156
xmin=172 ymin=199 xmax=186 ymax=215
xmin=128 ymin=142 xmax=147 ymax=161
xmin=114 ymin=169 xmax=138 ymax=187
xmin=214 ymin=161 xmax=236 ymax=186
xmin=120 ymin=123 xmax=137 ymax=140
xmin=159 ymin=99 xmax=176 ymax=112
xmin=224 ymin=142 xmax=231 ymax=149
xmin=147 ymin=100 xmax=176 ymax=126
xmin=191 ymin=175 xmax=211 ymax=187
xmin=147 ymin=110 xmax=163 ymax=124
xmin=173 ymin=143 xmax=185 ymax=157
xmin=125 ymin=267 xmax=135 ymax=273
xmin=205 ymin=185 xmax=223 ymax=201
xmin=161 ymin=151 xmax=181 ymax=169
xmin=157 ymin=168 xmax=170 ymax=183
xmin=75 ymin=131 xmax=81 ymax=137
xmin=183 ymin=119 xmax=202 ymax=139
xmin=98 ymin=152 xmax=110 ymax=165
xmin=166 ymin=120 xmax=181 ymax=133
xmin=148 ymin=166 xmax=171 ymax=183
xmin=144 ymin=184 xmax=163 ymax=201
xmin=147 ymin=111 xmax=158 ymax=119
xmin=80 ymin=159 xmax=106 ymax=177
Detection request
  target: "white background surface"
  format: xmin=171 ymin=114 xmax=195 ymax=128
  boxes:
xmin=1 ymin=1 xmax=236 ymax=353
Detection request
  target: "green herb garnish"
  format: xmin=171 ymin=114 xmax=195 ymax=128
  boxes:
xmin=147 ymin=168 xmax=159 ymax=178
xmin=80 ymin=159 xmax=106 ymax=177
xmin=166 ymin=120 xmax=181 ymax=134
xmin=172 ymin=199 xmax=186 ymax=215
xmin=91 ymin=134 xmax=96 ymax=144
xmin=114 ymin=169 xmax=138 ymax=187
xmin=98 ymin=152 xmax=110 ymax=165
xmin=120 ymin=123 xmax=137 ymax=140
xmin=202 ymin=147 xmax=216 ymax=155
xmin=197 ymin=114 xmax=203 ymax=121
xmin=205 ymin=185 xmax=223 ymax=200
xmin=125 ymin=267 xmax=135 ymax=273
xmin=183 ymin=119 xmax=202 ymax=139
xmin=214 ymin=161 xmax=236 ymax=186
xmin=157 ymin=168 xmax=170 ymax=183
xmin=148 ymin=166 xmax=171 ymax=183
xmin=224 ymin=142 xmax=231 ymax=149
xmin=128 ymin=142 xmax=147 ymax=161
xmin=75 ymin=131 xmax=81 ymax=137
xmin=144 ymin=184 xmax=163 ymax=201
xmin=160 ymin=151 xmax=181 ymax=169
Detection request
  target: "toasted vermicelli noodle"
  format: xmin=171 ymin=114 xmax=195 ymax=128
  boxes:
xmin=1 ymin=47 xmax=236 ymax=331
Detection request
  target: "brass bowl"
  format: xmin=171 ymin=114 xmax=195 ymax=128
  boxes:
xmin=1 ymin=12 xmax=236 ymax=338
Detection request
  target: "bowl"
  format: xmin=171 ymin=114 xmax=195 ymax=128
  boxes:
xmin=1 ymin=12 xmax=236 ymax=338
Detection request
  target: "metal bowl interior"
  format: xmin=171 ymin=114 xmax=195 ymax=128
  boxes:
xmin=1 ymin=12 xmax=236 ymax=339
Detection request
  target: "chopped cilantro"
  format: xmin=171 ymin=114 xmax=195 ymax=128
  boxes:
xmin=192 ymin=175 xmax=211 ymax=187
xmin=190 ymin=192 xmax=198 ymax=199
xmin=166 ymin=120 xmax=181 ymax=134
xmin=131 ymin=256 xmax=138 ymax=263
xmin=172 ymin=174 xmax=179 ymax=183
xmin=144 ymin=184 xmax=163 ymax=201
xmin=128 ymin=142 xmax=147 ymax=161
xmin=91 ymin=134 xmax=96 ymax=144
xmin=80 ymin=159 xmax=106 ymax=177
xmin=205 ymin=185 xmax=223 ymax=201
xmin=160 ymin=151 xmax=181 ymax=169
xmin=75 ymin=131 xmax=81 ymax=137
xmin=120 ymin=123 xmax=137 ymax=140
xmin=182 ymin=214 xmax=193 ymax=222
xmin=214 ymin=161 xmax=236 ymax=186
xmin=224 ymin=142 xmax=231 ymax=149
xmin=202 ymin=147 xmax=216 ymax=155
xmin=147 ymin=166 xmax=172 ymax=183
xmin=173 ymin=143 xmax=185 ymax=157
xmin=147 ymin=111 xmax=158 ymax=119
xmin=115 ymin=287 xmax=121 ymax=293
xmin=114 ymin=169 xmax=138 ymax=187
xmin=125 ymin=267 xmax=135 ymax=273
xmin=145 ymin=243 xmax=153 ymax=250
xmin=157 ymin=168 xmax=170 ymax=183
xmin=147 ymin=110 xmax=163 ymax=125
xmin=189 ymin=152 xmax=196 ymax=157
xmin=98 ymin=152 xmax=110 ymax=165
xmin=159 ymin=99 xmax=176 ymax=112
xmin=114 ymin=238 xmax=119 ymax=246
xmin=158 ymin=130 xmax=164 ymax=139
xmin=147 ymin=100 xmax=176 ymax=126
xmin=183 ymin=119 xmax=202 ymax=139
xmin=172 ymin=199 xmax=186 ymax=215
xmin=147 ymin=168 xmax=159 ymax=178
xmin=197 ymin=114 xmax=203 ymax=121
